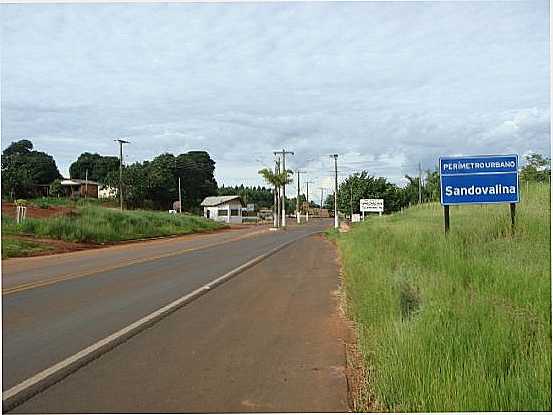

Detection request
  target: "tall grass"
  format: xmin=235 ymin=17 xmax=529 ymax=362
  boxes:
xmin=7 ymin=206 xmax=225 ymax=243
xmin=336 ymin=182 xmax=551 ymax=411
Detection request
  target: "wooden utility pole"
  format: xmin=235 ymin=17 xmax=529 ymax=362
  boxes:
xmin=319 ymin=187 xmax=325 ymax=217
xmin=295 ymin=170 xmax=306 ymax=224
xmin=418 ymin=161 xmax=422 ymax=205
xmin=178 ymin=177 xmax=182 ymax=213
xmin=330 ymin=154 xmax=339 ymax=229
xmin=305 ymin=180 xmax=313 ymax=222
xmin=274 ymin=158 xmax=280 ymax=228
xmin=350 ymin=182 xmax=353 ymax=220
xmin=114 ymin=139 xmax=130 ymax=211
xmin=85 ymin=169 xmax=88 ymax=201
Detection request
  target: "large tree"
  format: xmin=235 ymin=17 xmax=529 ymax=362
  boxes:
xmin=520 ymin=152 xmax=551 ymax=182
xmin=337 ymin=171 xmax=405 ymax=215
xmin=218 ymin=185 xmax=274 ymax=209
xmin=69 ymin=152 xmax=120 ymax=183
xmin=176 ymin=151 xmax=218 ymax=211
xmin=1 ymin=139 xmax=61 ymax=198
xmin=104 ymin=150 xmax=218 ymax=211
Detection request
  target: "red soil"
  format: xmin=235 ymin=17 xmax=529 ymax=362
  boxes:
xmin=1 ymin=202 xmax=75 ymax=220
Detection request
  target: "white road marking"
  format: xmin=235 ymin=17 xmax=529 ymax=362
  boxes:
xmin=2 ymin=230 xmax=321 ymax=411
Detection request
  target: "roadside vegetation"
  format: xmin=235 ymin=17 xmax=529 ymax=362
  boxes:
xmin=2 ymin=206 xmax=226 ymax=248
xmin=333 ymin=182 xmax=551 ymax=411
xmin=1 ymin=237 xmax=54 ymax=259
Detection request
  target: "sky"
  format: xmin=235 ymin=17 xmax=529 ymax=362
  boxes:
xmin=1 ymin=1 xmax=550 ymax=199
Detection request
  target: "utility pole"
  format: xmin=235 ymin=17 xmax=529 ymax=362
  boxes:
xmin=114 ymin=139 xmax=130 ymax=211
xmin=296 ymin=170 xmax=306 ymax=224
xmin=330 ymin=154 xmax=339 ymax=229
xmin=85 ymin=168 xmax=88 ymax=201
xmin=418 ymin=161 xmax=422 ymax=205
xmin=305 ymin=180 xmax=313 ymax=222
xmin=350 ymin=181 xmax=353 ymax=221
xmin=319 ymin=187 xmax=325 ymax=215
xmin=274 ymin=158 xmax=280 ymax=228
xmin=178 ymin=177 xmax=182 ymax=213
xmin=273 ymin=149 xmax=294 ymax=228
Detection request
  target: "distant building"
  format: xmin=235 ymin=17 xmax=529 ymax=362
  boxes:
xmin=60 ymin=179 xmax=99 ymax=198
xmin=200 ymin=195 xmax=245 ymax=224
xmin=98 ymin=185 xmax=117 ymax=199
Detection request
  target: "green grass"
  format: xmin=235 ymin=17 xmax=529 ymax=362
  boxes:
xmin=3 ymin=206 xmax=226 ymax=244
xmin=334 ymin=182 xmax=551 ymax=411
xmin=25 ymin=197 xmax=116 ymax=208
xmin=1 ymin=238 xmax=54 ymax=259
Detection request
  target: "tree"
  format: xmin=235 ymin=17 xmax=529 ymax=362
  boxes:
xmin=219 ymin=185 xmax=274 ymax=209
xmin=258 ymin=168 xmax=293 ymax=195
xmin=176 ymin=151 xmax=218 ymax=211
xmin=1 ymin=139 xmax=61 ymax=198
xmin=3 ymin=139 xmax=33 ymax=156
xmin=69 ymin=152 xmax=119 ymax=183
xmin=521 ymin=152 xmax=551 ymax=183
xmin=337 ymin=171 xmax=405 ymax=215
xmin=104 ymin=150 xmax=218 ymax=211
xmin=49 ymin=179 xmax=64 ymax=197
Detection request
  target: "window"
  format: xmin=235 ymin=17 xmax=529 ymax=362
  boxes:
xmin=230 ymin=209 xmax=240 ymax=216
xmin=217 ymin=209 xmax=228 ymax=216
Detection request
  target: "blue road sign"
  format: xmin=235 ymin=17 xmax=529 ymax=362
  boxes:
xmin=440 ymin=155 xmax=519 ymax=205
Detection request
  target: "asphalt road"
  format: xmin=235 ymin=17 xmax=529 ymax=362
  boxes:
xmin=3 ymin=219 xmax=346 ymax=412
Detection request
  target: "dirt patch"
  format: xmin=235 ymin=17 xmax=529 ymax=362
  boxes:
xmin=5 ymin=235 xmax=100 ymax=257
xmin=2 ymin=202 xmax=75 ymax=220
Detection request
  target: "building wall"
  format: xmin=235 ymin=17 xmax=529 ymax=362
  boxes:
xmin=204 ymin=201 xmax=243 ymax=223
xmin=80 ymin=184 xmax=98 ymax=198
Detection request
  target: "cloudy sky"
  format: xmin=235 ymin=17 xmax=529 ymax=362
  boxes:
xmin=1 ymin=1 xmax=550 ymax=198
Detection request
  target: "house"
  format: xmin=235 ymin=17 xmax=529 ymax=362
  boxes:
xmin=60 ymin=179 xmax=99 ymax=198
xmin=200 ymin=195 xmax=245 ymax=224
xmin=98 ymin=185 xmax=117 ymax=199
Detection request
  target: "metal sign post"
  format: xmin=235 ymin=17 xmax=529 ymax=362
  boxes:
xmin=439 ymin=154 xmax=519 ymax=235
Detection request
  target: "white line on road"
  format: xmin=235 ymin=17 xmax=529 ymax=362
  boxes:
xmin=2 ymin=230 xmax=322 ymax=412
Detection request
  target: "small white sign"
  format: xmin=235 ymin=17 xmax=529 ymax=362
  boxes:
xmin=352 ymin=213 xmax=361 ymax=222
xmin=360 ymin=198 xmax=384 ymax=213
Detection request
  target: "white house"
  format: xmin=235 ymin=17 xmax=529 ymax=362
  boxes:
xmin=200 ymin=195 xmax=245 ymax=224
xmin=98 ymin=185 xmax=117 ymax=199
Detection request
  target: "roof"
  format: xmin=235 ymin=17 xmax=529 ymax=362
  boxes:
xmin=200 ymin=195 xmax=245 ymax=207
xmin=61 ymin=179 xmax=100 ymax=186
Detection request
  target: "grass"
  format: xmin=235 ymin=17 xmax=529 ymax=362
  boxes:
xmin=1 ymin=237 xmax=54 ymax=259
xmin=333 ymin=182 xmax=551 ymax=412
xmin=27 ymin=197 xmax=117 ymax=208
xmin=2 ymin=206 xmax=226 ymax=244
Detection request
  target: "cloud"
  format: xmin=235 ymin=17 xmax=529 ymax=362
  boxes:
xmin=1 ymin=1 xmax=549 ymax=195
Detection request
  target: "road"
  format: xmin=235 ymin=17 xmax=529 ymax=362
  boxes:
xmin=3 ymin=219 xmax=348 ymax=412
